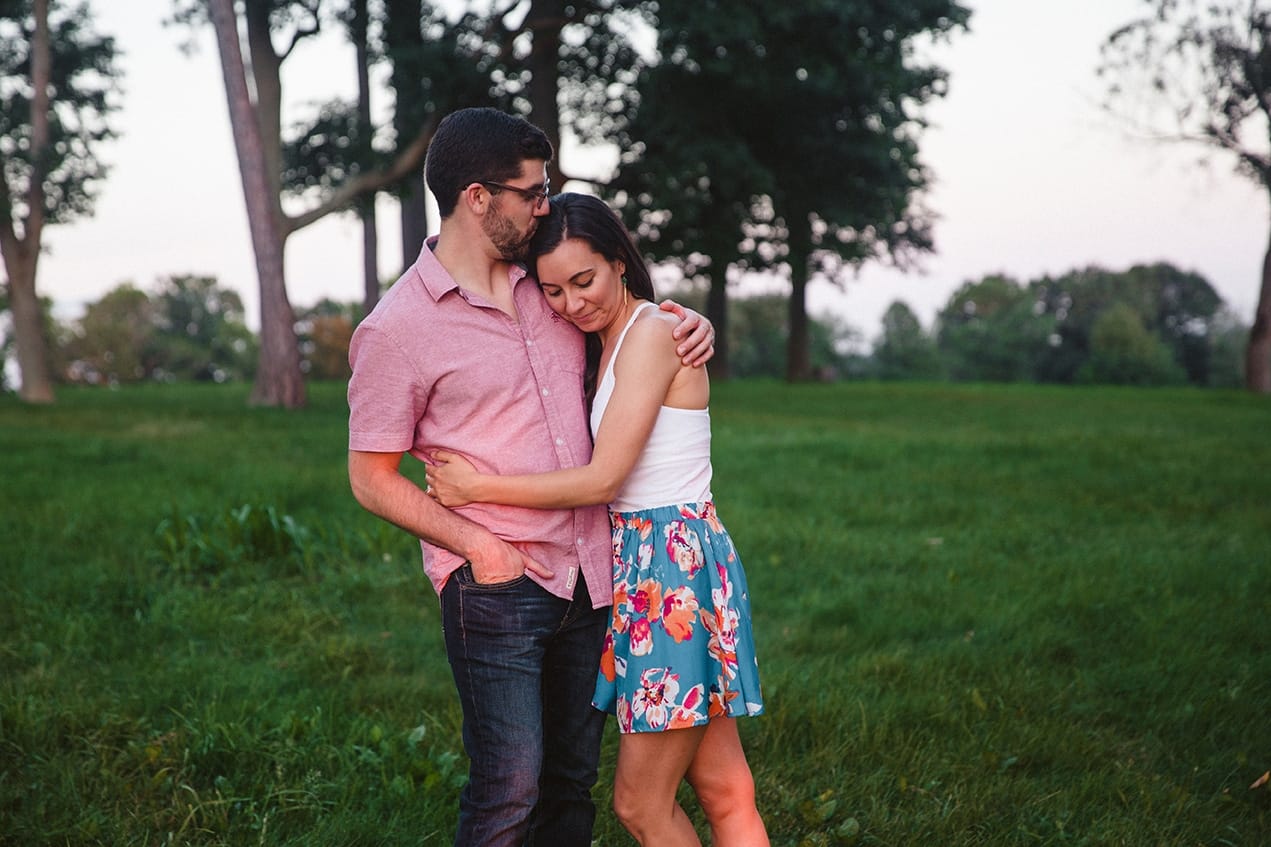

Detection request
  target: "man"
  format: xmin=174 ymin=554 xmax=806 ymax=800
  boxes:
xmin=346 ymin=107 xmax=714 ymax=847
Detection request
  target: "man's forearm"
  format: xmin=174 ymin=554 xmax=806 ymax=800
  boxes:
xmin=349 ymin=453 xmax=496 ymax=562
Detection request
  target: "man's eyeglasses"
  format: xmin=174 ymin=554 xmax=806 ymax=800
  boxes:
xmin=479 ymin=179 xmax=551 ymax=209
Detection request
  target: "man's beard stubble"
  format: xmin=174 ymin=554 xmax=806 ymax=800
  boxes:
xmin=484 ymin=206 xmax=536 ymax=261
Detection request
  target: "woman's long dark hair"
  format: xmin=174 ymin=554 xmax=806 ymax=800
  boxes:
xmin=528 ymin=193 xmax=655 ymax=407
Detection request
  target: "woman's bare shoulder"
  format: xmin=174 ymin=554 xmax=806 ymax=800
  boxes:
xmin=615 ymin=305 xmax=682 ymax=369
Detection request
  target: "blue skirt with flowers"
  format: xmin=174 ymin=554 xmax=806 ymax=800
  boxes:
xmin=592 ymin=501 xmax=764 ymax=734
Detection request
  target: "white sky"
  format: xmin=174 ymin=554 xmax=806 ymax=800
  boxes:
xmin=34 ymin=0 xmax=1269 ymax=344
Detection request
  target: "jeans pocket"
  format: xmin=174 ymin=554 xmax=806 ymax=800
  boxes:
xmin=457 ymin=562 xmax=530 ymax=591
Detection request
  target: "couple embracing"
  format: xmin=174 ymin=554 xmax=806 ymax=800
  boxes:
xmin=348 ymin=107 xmax=768 ymax=847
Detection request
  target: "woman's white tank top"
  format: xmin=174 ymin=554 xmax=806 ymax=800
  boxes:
xmin=589 ymin=302 xmax=713 ymax=512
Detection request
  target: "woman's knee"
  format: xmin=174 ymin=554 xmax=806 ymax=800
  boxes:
xmin=612 ymin=781 xmax=650 ymax=833
xmin=691 ymin=763 xmax=756 ymax=822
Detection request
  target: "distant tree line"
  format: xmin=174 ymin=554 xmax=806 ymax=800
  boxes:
xmin=870 ymin=262 xmax=1249 ymax=387
xmin=20 ymin=259 xmax=1249 ymax=392
xmin=12 ymin=275 xmax=350 ymax=389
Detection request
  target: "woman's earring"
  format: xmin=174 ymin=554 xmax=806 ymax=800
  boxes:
xmin=621 ymin=275 xmax=629 ymax=307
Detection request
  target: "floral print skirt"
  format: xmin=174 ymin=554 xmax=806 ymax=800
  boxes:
xmin=592 ymin=501 xmax=764 ymax=734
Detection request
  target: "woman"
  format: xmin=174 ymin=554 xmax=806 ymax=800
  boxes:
xmin=426 ymin=193 xmax=768 ymax=846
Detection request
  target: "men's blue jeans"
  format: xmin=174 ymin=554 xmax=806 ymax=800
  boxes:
xmin=440 ymin=564 xmax=610 ymax=847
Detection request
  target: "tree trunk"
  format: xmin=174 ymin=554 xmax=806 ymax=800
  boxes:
xmin=5 ymin=249 xmax=53 ymax=403
xmin=4 ymin=0 xmax=54 ymax=403
xmin=399 ymin=183 xmax=428 ymax=273
xmin=705 ymin=271 xmax=731 ymax=381
xmin=352 ymin=0 xmax=379 ymax=315
xmin=385 ymin=0 xmax=429 ymax=274
xmin=209 ymin=0 xmax=305 ymax=408
xmin=785 ymin=215 xmax=813 ymax=382
xmin=525 ymin=0 xmax=564 ymax=187
xmin=1245 ymin=225 xmax=1271 ymax=392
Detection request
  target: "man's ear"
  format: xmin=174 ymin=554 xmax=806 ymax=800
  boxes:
xmin=461 ymin=183 xmax=489 ymax=214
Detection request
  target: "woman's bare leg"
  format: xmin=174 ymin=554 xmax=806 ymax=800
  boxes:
xmin=613 ymin=725 xmax=709 ymax=846
xmin=684 ymin=718 xmax=769 ymax=846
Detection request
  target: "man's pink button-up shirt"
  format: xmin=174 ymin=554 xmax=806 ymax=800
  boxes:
xmin=347 ymin=239 xmax=612 ymax=608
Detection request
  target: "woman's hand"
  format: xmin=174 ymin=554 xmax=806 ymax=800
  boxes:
xmin=425 ymin=450 xmax=481 ymax=508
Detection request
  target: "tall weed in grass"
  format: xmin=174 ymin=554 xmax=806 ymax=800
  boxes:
xmin=1 ymin=381 xmax=1267 ymax=845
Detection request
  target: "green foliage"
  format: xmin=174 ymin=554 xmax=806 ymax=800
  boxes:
xmin=59 ymin=275 xmax=257 ymax=385
xmin=927 ymin=263 xmax=1241 ymax=387
xmin=0 ymin=0 xmax=122 ymax=225
xmin=935 ymin=274 xmax=1055 ymax=382
xmin=2 ymin=381 xmax=1268 ymax=845
xmin=1077 ymin=302 xmax=1186 ymax=386
xmin=1035 ymin=263 xmax=1224 ymax=385
xmin=59 ymin=283 xmax=154 ymax=383
xmin=872 ymin=301 xmax=942 ymax=380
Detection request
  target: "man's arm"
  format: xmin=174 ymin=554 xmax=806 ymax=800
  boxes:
xmin=348 ymin=450 xmax=553 ymax=583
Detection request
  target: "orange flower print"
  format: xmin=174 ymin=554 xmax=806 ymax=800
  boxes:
xmin=661 ymin=586 xmax=700 ymax=643
xmin=664 ymin=522 xmax=704 ymax=577
xmin=599 ymin=630 xmax=617 ymax=682
xmin=708 ymin=682 xmax=739 ymax=717
xmin=631 ymin=579 xmax=663 ymax=621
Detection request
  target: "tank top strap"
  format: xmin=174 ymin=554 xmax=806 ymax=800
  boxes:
xmin=600 ymin=301 xmax=657 ymax=386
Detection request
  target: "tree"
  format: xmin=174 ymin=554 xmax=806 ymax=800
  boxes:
xmin=609 ymin=1 xmax=968 ymax=382
xmin=180 ymin=0 xmax=442 ymax=407
xmin=61 ymin=283 xmax=155 ymax=384
xmin=873 ymin=300 xmax=941 ymax=380
xmin=150 ymin=274 xmax=256 ymax=382
xmin=295 ymin=297 xmax=355 ymax=379
xmin=1100 ymin=1 xmax=1271 ymax=392
xmin=1034 ymin=263 xmax=1224 ymax=385
xmin=0 ymin=0 xmax=119 ymax=402
xmin=1077 ymin=302 xmax=1185 ymax=386
xmin=936 ymin=274 xmax=1055 ymax=382
xmin=604 ymin=4 xmax=778 ymax=380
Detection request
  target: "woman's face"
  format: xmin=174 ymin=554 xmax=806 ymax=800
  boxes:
xmin=535 ymin=237 xmax=627 ymax=333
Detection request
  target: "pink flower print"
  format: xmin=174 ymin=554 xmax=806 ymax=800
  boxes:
xmin=700 ymin=604 xmax=740 ymax=680
xmin=637 ymin=540 xmax=653 ymax=571
xmin=669 ymin=683 xmax=707 ymax=729
xmin=710 ymin=561 xmax=734 ymax=610
xmin=631 ymin=667 xmax=680 ymax=730
xmin=660 ymin=586 xmax=700 ymax=643
xmin=628 ymin=615 xmax=655 ymax=656
xmin=616 ymin=695 xmax=634 ymax=734
xmin=664 ymin=522 xmax=704 ymax=577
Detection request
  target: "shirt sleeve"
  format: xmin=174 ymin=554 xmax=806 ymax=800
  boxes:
xmin=347 ymin=322 xmax=429 ymax=453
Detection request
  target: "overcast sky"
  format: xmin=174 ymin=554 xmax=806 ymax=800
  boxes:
xmin=34 ymin=0 xmax=1269 ymax=344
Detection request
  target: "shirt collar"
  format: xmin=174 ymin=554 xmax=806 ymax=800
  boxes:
xmin=415 ymin=236 xmax=532 ymax=302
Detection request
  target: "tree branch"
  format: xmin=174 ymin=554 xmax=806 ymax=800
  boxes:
xmin=282 ymin=115 xmax=438 ymax=235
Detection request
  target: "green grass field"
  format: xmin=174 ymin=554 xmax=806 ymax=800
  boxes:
xmin=1 ymin=381 xmax=1268 ymax=846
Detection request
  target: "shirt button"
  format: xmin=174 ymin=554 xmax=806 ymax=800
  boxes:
xmin=526 ymin=339 xmax=534 ymax=346
xmin=541 ymin=388 xmax=550 ymax=396
xmin=555 ymin=437 xmax=564 ymax=446
xmin=576 ymin=538 xmax=584 ymax=546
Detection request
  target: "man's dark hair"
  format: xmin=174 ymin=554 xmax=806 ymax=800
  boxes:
xmin=425 ymin=108 xmax=554 ymax=219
